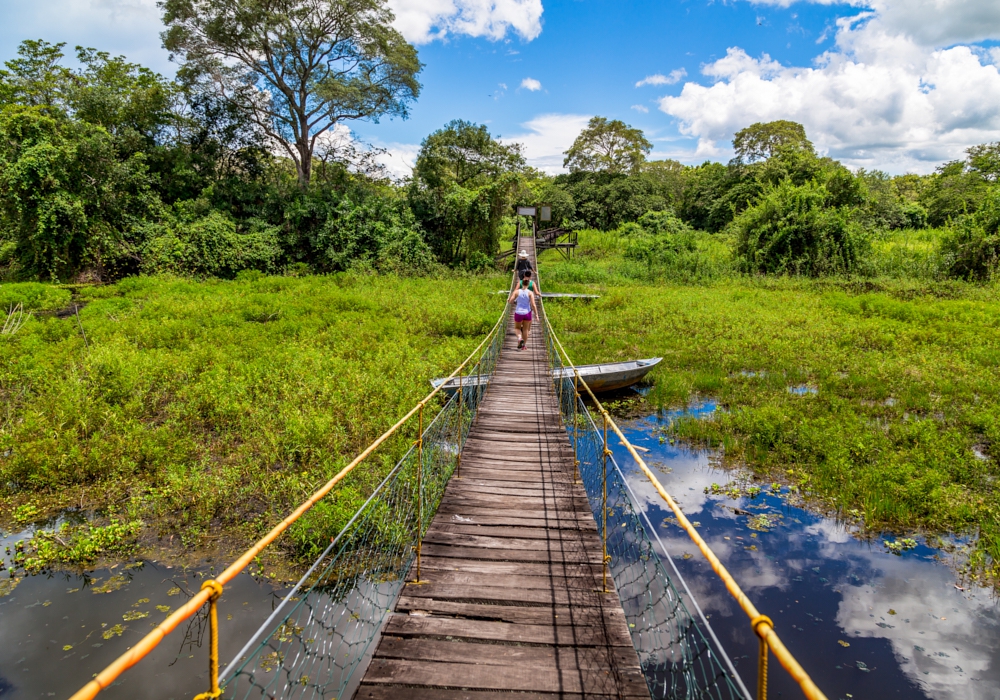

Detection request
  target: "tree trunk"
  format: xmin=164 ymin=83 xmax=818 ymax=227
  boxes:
xmin=296 ymin=139 xmax=312 ymax=189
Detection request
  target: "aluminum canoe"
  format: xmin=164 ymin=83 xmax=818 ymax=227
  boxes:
xmin=431 ymin=357 xmax=662 ymax=395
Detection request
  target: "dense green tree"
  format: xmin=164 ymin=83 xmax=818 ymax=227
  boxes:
xmin=555 ymin=171 xmax=669 ymax=231
xmin=966 ymin=142 xmax=1000 ymax=182
xmin=414 ymin=120 xmax=524 ymax=189
xmin=410 ymin=120 xmax=523 ymax=263
xmin=919 ymin=160 xmax=989 ymax=227
xmin=942 ymin=185 xmax=1000 ymax=280
xmin=0 ymin=106 xmax=159 ymax=279
xmin=732 ymin=120 xmax=813 ymax=164
xmin=162 ymin=0 xmax=422 ymax=188
xmin=0 ymin=40 xmax=73 ymax=111
xmin=732 ymin=179 xmax=864 ymax=276
xmin=563 ymin=117 xmax=651 ymax=174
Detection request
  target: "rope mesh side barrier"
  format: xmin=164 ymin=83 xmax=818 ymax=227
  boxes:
xmin=217 ymin=307 xmax=508 ymax=700
xmin=534 ymin=302 xmax=750 ymax=700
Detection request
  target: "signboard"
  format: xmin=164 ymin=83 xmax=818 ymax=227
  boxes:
xmin=540 ymin=206 xmax=552 ymax=222
xmin=517 ymin=206 xmax=537 ymax=216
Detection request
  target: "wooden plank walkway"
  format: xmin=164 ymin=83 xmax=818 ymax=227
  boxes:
xmin=355 ymin=238 xmax=648 ymax=699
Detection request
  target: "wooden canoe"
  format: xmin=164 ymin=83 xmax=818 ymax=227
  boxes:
xmin=431 ymin=358 xmax=662 ymax=396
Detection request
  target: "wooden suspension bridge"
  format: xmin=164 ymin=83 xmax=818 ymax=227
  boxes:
xmin=356 ymin=236 xmax=648 ymax=699
xmin=70 ymin=230 xmax=825 ymax=700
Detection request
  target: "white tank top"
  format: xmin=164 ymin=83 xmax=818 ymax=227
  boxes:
xmin=515 ymin=288 xmax=532 ymax=315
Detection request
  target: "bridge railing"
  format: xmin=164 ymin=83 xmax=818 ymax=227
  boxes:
xmin=534 ymin=298 xmax=749 ymax=700
xmin=70 ymin=298 xmax=512 ymax=700
xmin=538 ymin=300 xmax=828 ymax=700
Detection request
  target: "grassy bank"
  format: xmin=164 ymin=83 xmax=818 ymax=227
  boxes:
xmin=540 ymin=231 xmax=1000 ymax=581
xmin=0 ymin=271 xmax=505 ymax=570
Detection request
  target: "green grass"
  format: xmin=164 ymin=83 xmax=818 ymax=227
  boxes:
xmin=0 ymin=271 xmax=506 ymax=566
xmin=540 ymin=232 xmax=1000 ymax=582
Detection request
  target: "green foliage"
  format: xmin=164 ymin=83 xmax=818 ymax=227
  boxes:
xmin=555 ymin=170 xmax=671 ymax=231
xmin=733 ymin=120 xmax=814 ymax=163
xmin=0 ymin=272 xmax=503 ymax=559
xmin=732 ymin=180 xmax=866 ymax=276
xmin=140 ymin=208 xmax=281 ymax=277
xmin=21 ymin=519 xmax=142 ymax=573
xmin=0 ymin=281 xmax=71 ymax=310
xmin=411 ymin=120 xmax=523 ymax=262
xmin=162 ymin=0 xmax=421 ymax=187
xmin=920 ymin=160 xmax=990 ymax=227
xmin=414 ymin=119 xmax=524 ymax=189
xmin=0 ymin=106 xmax=159 ymax=280
xmin=942 ymin=186 xmax=1000 ymax=280
xmin=563 ymin=116 xmax=651 ymax=174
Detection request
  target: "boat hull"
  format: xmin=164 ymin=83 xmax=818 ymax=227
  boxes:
xmin=432 ymin=358 xmax=662 ymax=396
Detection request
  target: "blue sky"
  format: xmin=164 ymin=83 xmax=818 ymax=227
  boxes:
xmin=3 ymin=0 xmax=1000 ymax=175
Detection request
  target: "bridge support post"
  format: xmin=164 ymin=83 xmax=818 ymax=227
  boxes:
xmin=411 ymin=402 xmax=429 ymax=585
xmin=573 ymin=374 xmax=580 ymax=484
xmin=456 ymin=374 xmax=463 ymax=479
xmin=193 ymin=580 xmax=224 ymax=700
xmin=753 ymin=615 xmax=773 ymax=700
xmin=601 ymin=411 xmax=611 ymax=594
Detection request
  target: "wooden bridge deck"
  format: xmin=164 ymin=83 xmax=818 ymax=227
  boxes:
xmin=355 ymin=238 xmax=648 ymax=699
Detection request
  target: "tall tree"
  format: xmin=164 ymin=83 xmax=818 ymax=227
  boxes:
xmin=414 ymin=119 xmax=524 ymax=189
xmin=410 ymin=120 xmax=524 ymax=263
xmin=0 ymin=40 xmax=73 ymax=112
xmin=563 ymin=116 xmax=651 ymax=174
xmin=161 ymin=0 xmax=422 ymax=188
xmin=732 ymin=120 xmax=813 ymax=164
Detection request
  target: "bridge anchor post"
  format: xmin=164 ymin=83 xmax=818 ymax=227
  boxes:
xmin=410 ymin=402 xmax=429 ymax=585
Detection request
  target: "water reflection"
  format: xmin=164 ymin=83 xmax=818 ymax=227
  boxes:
xmin=616 ymin=403 xmax=1000 ymax=700
xmin=0 ymin=526 xmax=282 ymax=700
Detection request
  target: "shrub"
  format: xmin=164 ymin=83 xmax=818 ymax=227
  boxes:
xmin=378 ymin=230 xmax=439 ymax=275
xmin=942 ymin=187 xmax=1000 ymax=280
xmin=732 ymin=180 xmax=866 ymax=276
xmin=141 ymin=210 xmax=280 ymax=277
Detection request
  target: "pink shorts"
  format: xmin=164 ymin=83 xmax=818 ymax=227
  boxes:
xmin=514 ymin=312 xmax=532 ymax=322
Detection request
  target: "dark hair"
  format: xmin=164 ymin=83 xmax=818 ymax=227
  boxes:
xmin=523 ymin=269 xmax=532 ymax=278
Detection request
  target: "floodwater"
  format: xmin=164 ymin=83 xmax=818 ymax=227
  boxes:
xmin=615 ymin=401 xmax=1000 ymax=700
xmin=0 ymin=524 xmax=282 ymax=700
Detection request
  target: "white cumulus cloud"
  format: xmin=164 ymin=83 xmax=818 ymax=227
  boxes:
xmin=748 ymin=0 xmax=1000 ymax=48
xmin=520 ymin=76 xmax=542 ymax=91
xmin=635 ymin=68 xmax=687 ymax=87
xmin=659 ymin=8 xmax=1000 ymax=172
xmin=389 ymin=0 xmax=544 ymax=44
xmin=631 ymin=104 xmax=649 ymax=113
xmin=502 ymin=113 xmax=591 ymax=174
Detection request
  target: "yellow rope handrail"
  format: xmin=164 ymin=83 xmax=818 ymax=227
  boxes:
xmin=542 ymin=311 xmax=827 ymax=700
xmin=69 ymin=306 xmax=510 ymax=700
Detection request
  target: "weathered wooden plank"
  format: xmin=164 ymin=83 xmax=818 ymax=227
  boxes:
xmin=419 ymin=543 xmax=602 ymax=564
xmin=432 ymin=524 xmax=598 ymax=539
xmin=362 ymin=658 xmax=649 ymax=695
xmin=384 ymin=614 xmax=634 ymax=647
xmin=422 ymin=531 xmax=595 ymax=552
xmin=371 ymin=637 xmax=642 ymax=671
xmin=401 ymin=570 xmax=606 ymax=593
xmin=417 ymin=555 xmax=602 ymax=577
xmin=394 ymin=597 xmax=627 ymax=627
xmin=357 ymin=684 xmax=632 ymax=700
xmin=399 ymin=582 xmax=619 ymax=607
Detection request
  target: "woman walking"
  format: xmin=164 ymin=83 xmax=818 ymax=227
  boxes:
xmin=509 ymin=270 xmax=539 ymax=351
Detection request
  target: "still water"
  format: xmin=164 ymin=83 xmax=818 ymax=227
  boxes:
xmin=615 ymin=401 xmax=1000 ymax=700
xmin=0 ymin=524 xmax=282 ymax=700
